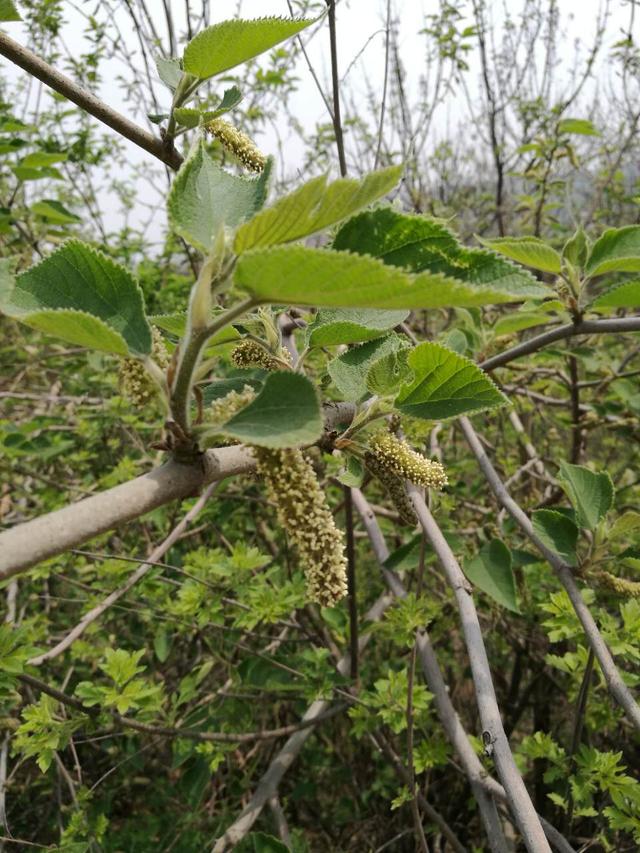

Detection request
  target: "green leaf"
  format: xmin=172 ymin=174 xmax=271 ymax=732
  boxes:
xmin=394 ymin=342 xmax=508 ymax=420
xmin=236 ymin=832 xmax=289 ymax=853
xmin=0 ymin=242 xmax=151 ymax=356
xmin=173 ymin=107 xmax=201 ymax=129
xmin=154 ymin=627 xmax=172 ymax=663
xmin=558 ymin=118 xmax=599 ymax=136
xmin=234 ymin=166 xmax=403 ymax=252
xmin=213 ymin=85 xmax=243 ymax=115
xmin=168 ymin=139 xmax=272 ymax=253
xmin=589 ymin=279 xmax=640 ymax=309
xmin=20 ymin=151 xmax=67 ymax=168
xmin=493 ymin=312 xmax=550 ymax=337
xmin=30 ymin=199 xmax=80 ymax=224
xmin=235 ymin=245 xmax=547 ymax=310
xmin=337 ymin=455 xmax=364 ymax=488
xmin=531 ymin=510 xmax=578 ymax=566
xmin=366 ymin=347 xmax=412 ymax=397
xmin=327 ymin=334 xmax=406 ymax=402
xmin=183 ymin=16 xmax=315 ymax=80
xmin=557 ymin=462 xmax=614 ymax=531
xmin=563 ymin=227 xmax=589 ymax=268
xmin=333 ymin=207 xmax=549 ymax=299
xmin=0 ymin=0 xmax=21 ymax=22
xmin=609 ymin=511 xmax=640 ymax=541
xmin=150 ymin=310 xmax=240 ymax=346
xmin=464 ymin=540 xmax=520 ymax=613
xmin=219 ymin=371 xmax=322 ymax=447
xmin=477 ymin=236 xmax=562 ymax=274
xmin=306 ymin=307 xmax=408 ymax=347
xmin=585 ymin=226 xmax=640 ymax=276
xmin=155 ymin=56 xmax=183 ymax=91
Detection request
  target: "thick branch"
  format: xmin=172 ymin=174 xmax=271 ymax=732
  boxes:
xmin=0 ymin=31 xmax=183 ymax=171
xmin=0 ymin=403 xmax=354 ymax=579
xmin=459 ymin=416 xmax=640 ymax=733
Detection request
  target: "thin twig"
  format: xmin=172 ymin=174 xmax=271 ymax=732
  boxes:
xmin=344 ymin=486 xmax=359 ymax=683
xmin=325 ymin=0 xmax=347 ymax=176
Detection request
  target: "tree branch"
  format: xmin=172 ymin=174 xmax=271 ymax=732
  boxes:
xmin=0 ymin=31 xmax=183 ymax=171
xmin=458 ymin=416 xmax=640 ymax=733
xmin=406 ymin=488 xmax=550 ymax=853
xmin=480 ymin=317 xmax=640 ymax=373
xmin=0 ymin=403 xmax=355 ymax=579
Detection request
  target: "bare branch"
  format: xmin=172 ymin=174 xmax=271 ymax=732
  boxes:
xmin=459 ymin=416 xmax=640 ymax=733
xmin=0 ymin=31 xmax=182 ymax=171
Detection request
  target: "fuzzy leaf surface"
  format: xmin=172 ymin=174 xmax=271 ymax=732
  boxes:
xmin=168 ymin=139 xmax=271 ymax=253
xmin=234 ymin=166 xmax=402 ymax=252
xmin=333 ymin=207 xmax=550 ymax=299
xmin=306 ymin=307 xmax=409 ymax=347
xmin=235 ymin=245 xmax=547 ymax=310
xmin=220 ymin=371 xmax=322 ymax=447
xmin=183 ymin=17 xmax=315 ymax=80
xmin=586 ymin=226 xmax=640 ymax=276
xmin=557 ymin=462 xmax=614 ymax=531
xmin=0 ymin=242 xmax=151 ymax=356
xmin=477 ymin=236 xmax=562 ymax=274
xmin=327 ymin=334 xmax=405 ymax=402
xmin=395 ymin=342 xmax=508 ymax=420
xmin=589 ymin=280 xmax=640 ymax=309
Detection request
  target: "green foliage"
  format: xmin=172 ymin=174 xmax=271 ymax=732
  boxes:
xmin=306 ymin=307 xmax=409 ymax=347
xmin=395 ymin=342 xmax=508 ymax=419
xmin=219 ymin=370 xmax=322 ymax=447
xmin=234 ymin=166 xmax=402 ymax=252
xmin=327 ymin=333 xmax=407 ymax=402
xmin=0 ymin=243 xmax=152 ymax=356
xmin=532 ymin=510 xmax=579 ymax=566
xmin=0 ymin=0 xmax=21 ymax=21
xmin=168 ymin=139 xmax=272 ymax=252
xmin=557 ymin=462 xmax=614 ymax=531
xmin=586 ymin=226 xmax=640 ymax=276
xmin=183 ymin=16 xmax=315 ymax=80
xmin=477 ymin=235 xmax=562 ymax=274
xmin=464 ymin=539 xmax=520 ymax=613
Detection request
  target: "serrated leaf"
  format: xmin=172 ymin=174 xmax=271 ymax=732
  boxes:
xmin=328 ymin=334 xmax=405 ymax=402
xmin=394 ymin=342 xmax=508 ymax=420
xmin=366 ymin=347 xmax=412 ymax=397
xmin=531 ymin=510 xmax=578 ymax=566
xmin=477 ymin=236 xmax=562 ymax=274
xmin=155 ymin=56 xmax=183 ymax=91
xmin=589 ymin=279 xmax=640 ymax=309
xmin=220 ymin=371 xmax=322 ymax=447
xmin=464 ymin=540 xmax=520 ymax=613
xmin=586 ymin=226 xmax=640 ymax=276
xmin=306 ymin=307 xmax=408 ymax=347
xmin=183 ymin=16 xmax=315 ymax=80
xmin=234 ymin=166 xmax=403 ymax=252
xmin=0 ymin=242 xmax=151 ymax=356
xmin=333 ymin=207 xmax=549 ymax=299
xmin=173 ymin=107 xmax=201 ymax=129
xmin=235 ymin=245 xmax=547 ymax=310
xmin=557 ymin=462 xmax=614 ymax=531
xmin=30 ymin=199 xmax=80 ymax=224
xmin=168 ymin=139 xmax=272 ymax=253
xmin=493 ymin=312 xmax=550 ymax=337
xmin=563 ymin=227 xmax=589 ymax=268
xmin=213 ymin=86 xmax=243 ymax=115
xmin=0 ymin=0 xmax=21 ymax=22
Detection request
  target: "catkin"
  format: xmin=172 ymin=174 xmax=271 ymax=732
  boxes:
xmin=210 ymin=385 xmax=256 ymax=425
xmin=231 ymin=340 xmax=291 ymax=371
xmin=119 ymin=327 xmax=169 ymax=406
xmin=368 ymin=431 xmax=448 ymax=490
xmin=204 ymin=118 xmax=266 ymax=172
xmin=595 ymin=571 xmax=640 ymax=598
xmin=364 ymin=452 xmax=417 ymax=526
xmin=254 ymin=447 xmax=348 ymax=607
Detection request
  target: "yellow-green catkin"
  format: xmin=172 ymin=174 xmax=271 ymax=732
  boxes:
xmin=254 ymin=447 xmax=348 ymax=607
xmin=204 ymin=118 xmax=266 ymax=173
xmin=364 ymin=452 xmax=417 ymax=526
xmin=119 ymin=326 xmax=169 ymax=406
xmin=210 ymin=385 xmax=256 ymax=425
xmin=231 ymin=340 xmax=291 ymax=371
xmin=595 ymin=571 xmax=640 ymax=598
xmin=368 ymin=430 xmax=448 ymax=490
